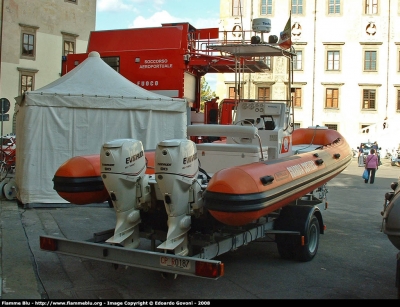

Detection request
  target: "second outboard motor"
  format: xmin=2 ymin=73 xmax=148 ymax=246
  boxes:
xmin=155 ymin=139 xmax=200 ymax=256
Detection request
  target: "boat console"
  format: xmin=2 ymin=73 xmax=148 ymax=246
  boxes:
xmin=233 ymin=101 xmax=293 ymax=159
xmin=187 ymin=125 xmax=268 ymax=175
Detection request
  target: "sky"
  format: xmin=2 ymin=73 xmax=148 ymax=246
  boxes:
xmin=95 ymin=0 xmax=221 ymax=90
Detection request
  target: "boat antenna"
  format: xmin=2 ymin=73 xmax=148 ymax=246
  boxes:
xmin=238 ymin=0 xmax=245 ymax=43
xmin=232 ymin=0 xmax=245 ymax=122
xmin=281 ymin=11 xmax=295 ymax=134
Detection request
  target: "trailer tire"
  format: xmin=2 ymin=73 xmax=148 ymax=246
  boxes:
xmin=276 ymin=235 xmax=296 ymax=260
xmin=161 ymin=272 xmax=178 ymax=280
xmin=295 ymin=215 xmax=320 ymax=262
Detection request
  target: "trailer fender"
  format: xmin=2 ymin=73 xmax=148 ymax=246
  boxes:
xmin=274 ymin=204 xmax=324 ymax=237
xmin=274 ymin=205 xmax=324 ymax=261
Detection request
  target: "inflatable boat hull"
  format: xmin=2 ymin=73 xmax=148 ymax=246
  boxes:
xmin=53 ymin=151 xmax=155 ymax=205
xmin=203 ymin=128 xmax=352 ymax=226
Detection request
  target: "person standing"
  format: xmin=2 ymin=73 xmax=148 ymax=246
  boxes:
xmin=372 ymin=141 xmax=381 ymax=165
xmin=364 ymin=148 xmax=379 ymax=184
xmin=358 ymin=144 xmax=365 ymax=166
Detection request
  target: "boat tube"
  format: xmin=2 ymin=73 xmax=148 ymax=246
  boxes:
xmin=203 ymin=127 xmax=352 ymax=226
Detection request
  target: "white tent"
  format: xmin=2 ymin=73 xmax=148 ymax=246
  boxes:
xmin=15 ymin=51 xmax=188 ymax=205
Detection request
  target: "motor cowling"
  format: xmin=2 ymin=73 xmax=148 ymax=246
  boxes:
xmin=155 ymin=139 xmax=200 ymax=256
xmin=100 ymin=139 xmax=150 ymax=249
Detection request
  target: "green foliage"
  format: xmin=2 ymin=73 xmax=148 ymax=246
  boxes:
xmin=200 ymin=76 xmax=216 ymax=111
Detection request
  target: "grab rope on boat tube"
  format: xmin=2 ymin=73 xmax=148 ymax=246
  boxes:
xmin=294 ymin=125 xmax=320 ymax=154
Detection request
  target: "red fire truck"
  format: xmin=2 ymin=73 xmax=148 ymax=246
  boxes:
xmin=62 ymin=22 xmax=269 ymax=126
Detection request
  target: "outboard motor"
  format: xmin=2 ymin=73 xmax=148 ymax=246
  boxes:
xmin=100 ymin=139 xmax=150 ymax=249
xmin=155 ymin=139 xmax=201 ymax=256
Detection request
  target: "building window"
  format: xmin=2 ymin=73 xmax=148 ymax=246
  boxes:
xmin=361 ymin=124 xmax=372 ymax=134
xmin=293 ymin=50 xmax=302 ymax=70
xmin=327 ymin=51 xmax=340 ymax=70
xmin=228 ymin=86 xmax=243 ymax=99
xmin=21 ymin=75 xmax=33 ymax=94
xmin=229 ymin=87 xmax=235 ymax=98
xmin=258 ymin=87 xmax=271 ymax=101
xmin=292 ymin=0 xmax=303 ymax=15
xmin=293 ymin=123 xmax=301 ymax=129
xmin=62 ymin=32 xmax=78 ymax=56
xmin=292 ymin=88 xmax=302 ymax=107
xmin=328 ymin=0 xmax=341 ymax=14
xmin=18 ymin=68 xmax=38 ymax=95
xmin=364 ymin=50 xmax=377 ymax=71
xmin=325 ymin=124 xmax=338 ymax=130
xmin=261 ymin=56 xmax=272 ymax=70
xmin=102 ymin=56 xmax=120 ymax=73
xmin=361 ymin=124 xmax=375 ymax=134
xmin=397 ymin=89 xmax=400 ymax=111
xmin=64 ymin=41 xmax=75 ymax=56
xmin=232 ymin=0 xmax=244 ymax=16
xmin=365 ymin=0 xmax=378 ymax=14
xmin=22 ymin=33 xmax=34 ymax=56
xmin=362 ymin=89 xmax=376 ymax=109
xmin=65 ymin=0 xmax=77 ymax=3
xmin=398 ymin=50 xmax=400 ymax=71
xmin=361 ymin=124 xmax=370 ymax=130
xmin=326 ymin=88 xmax=339 ymax=108
xmin=20 ymin=24 xmax=39 ymax=60
xmin=261 ymin=0 xmax=272 ymax=15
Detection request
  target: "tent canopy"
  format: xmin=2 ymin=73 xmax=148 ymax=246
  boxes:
xmin=25 ymin=51 xmax=186 ymax=111
xmin=16 ymin=51 xmax=188 ymax=205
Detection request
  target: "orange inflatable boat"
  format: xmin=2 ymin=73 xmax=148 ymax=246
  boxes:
xmin=53 ymin=151 xmax=155 ymax=205
xmin=203 ymin=127 xmax=352 ymax=226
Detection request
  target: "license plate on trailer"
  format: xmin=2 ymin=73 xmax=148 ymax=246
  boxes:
xmin=160 ymin=256 xmax=191 ymax=270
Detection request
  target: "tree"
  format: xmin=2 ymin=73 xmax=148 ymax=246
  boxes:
xmin=200 ymin=76 xmax=216 ymax=111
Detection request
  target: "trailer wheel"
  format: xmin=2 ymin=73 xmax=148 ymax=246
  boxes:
xmin=398 ymin=284 xmax=400 ymax=300
xmin=295 ymin=215 xmax=320 ymax=262
xmin=276 ymin=234 xmax=296 ymax=260
xmin=161 ymin=272 xmax=178 ymax=280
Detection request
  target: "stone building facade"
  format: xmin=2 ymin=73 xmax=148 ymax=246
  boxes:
xmin=216 ymin=0 xmax=400 ymax=148
xmin=0 ymin=0 xmax=96 ymax=135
